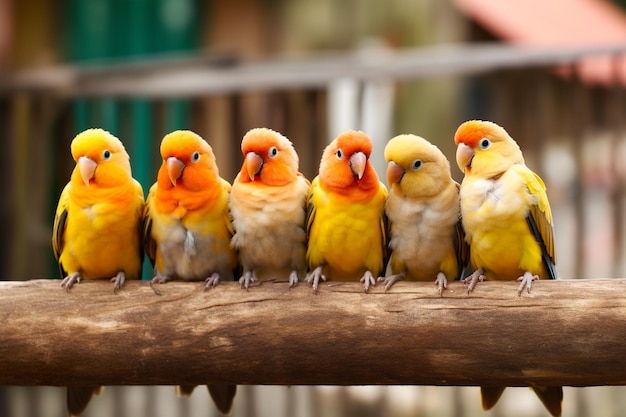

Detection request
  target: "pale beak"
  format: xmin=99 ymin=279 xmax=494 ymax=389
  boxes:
xmin=456 ymin=143 xmax=475 ymax=172
xmin=349 ymin=151 xmax=367 ymax=180
xmin=78 ymin=156 xmax=97 ymax=187
xmin=167 ymin=157 xmax=185 ymax=186
xmin=245 ymin=152 xmax=263 ymax=181
xmin=386 ymin=161 xmax=405 ymax=185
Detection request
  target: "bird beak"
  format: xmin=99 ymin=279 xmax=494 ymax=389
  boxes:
xmin=167 ymin=157 xmax=185 ymax=187
xmin=349 ymin=151 xmax=367 ymax=180
xmin=245 ymin=152 xmax=263 ymax=181
xmin=386 ymin=161 xmax=405 ymax=185
xmin=456 ymin=143 xmax=475 ymax=172
xmin=78 ymin=156 xmax=97 ymax=187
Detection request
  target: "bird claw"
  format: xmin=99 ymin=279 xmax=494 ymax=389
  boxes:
xmin=239 ymin=271 xmax=256 ymax=290
xmin=148 ymin=276 xmax=170 ymax=296
xmin=463 ymin=269 xmax=485 ymax=295
xmin=435 ymin=272 xmax=448 ymax=297
xmin=517 ymin=271 xmax=538 ymax=295
xmin=149 ymin=283 xmax=163 ymax=296
xmin=288 ymin=271 xmax=299 ymax=289
xmin=305 ymin=266 xmax=326 ymax=294
xmin=377 ymin=273 xmax=404 ymax=293
xmin=61 ymin=272 xmax=82 ymax=292
xmin=111 ymin=272 xmax=126 ymax=294
xmin=204 ymin=273 xmax=220 ymax=291
xmin=360 ymin=271 xmax=376 ymax=293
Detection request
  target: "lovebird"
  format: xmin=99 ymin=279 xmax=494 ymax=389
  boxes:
xmin=230 ymin=127 xmax=310 ymax=289
xmin=143 ymin=130 xmax=238 ymax=414
xmin=379 ymin=134 xmax=468 ymax=295
xmin=306 ymin=130 xmax=388 ymax=293
xmin=52 ymin=128 xmax=144 ymax=416
xmin=143 ymin=130 xmax=238 ymax=288
xmin=454 ymin=120 xmax=561 ymax=416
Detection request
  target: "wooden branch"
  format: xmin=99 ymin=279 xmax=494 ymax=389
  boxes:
xmin=1 ymin=279 xmax=625 ymax=387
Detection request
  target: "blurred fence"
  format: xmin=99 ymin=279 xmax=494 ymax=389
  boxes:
xmin=2 ymin=43 xmax=626 ymax=417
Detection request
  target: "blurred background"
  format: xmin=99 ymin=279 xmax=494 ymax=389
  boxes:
xmin=2 ymin=0 xmax=626 ymax=416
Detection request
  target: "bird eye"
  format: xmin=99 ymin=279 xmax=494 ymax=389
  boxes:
xmin=411 ymin=159 xmax=423 ymax=170
xmin=191 ymin=151 xmax=200 ymax=163
xmin=102 ymin=150 xmax=111 ymax=160
xmin=336 ymin=149 xmax=344 ymax=160
xmin=269 ymin=146 xmax=279 ymax=158
xmin=479 ymin=138 xmax=491 ymax=150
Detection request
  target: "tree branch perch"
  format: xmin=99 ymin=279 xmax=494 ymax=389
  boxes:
xmin=1 ymin=279 xmax=625 ymax=387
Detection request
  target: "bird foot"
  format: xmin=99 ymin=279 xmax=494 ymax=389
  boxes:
xmin=151 ymin=275 xmax=171 ymax=285
xmin=517 ymin=271 xmax=538 ymax=295
xmin=111 ymin=271 xmax=126 ymax=294
xmin=239 ymin=271 xmax=256 ymax=290
xmin=435 ymin=272 xmax=448 ymax=296
xmin=204 ymin=273 xmax=220 ymax=291
xmin=463 ymin=269 xmax=485 ymax=295
xmin=360 ymin=271 xmax=376 ymax=293
xmin=61 ymin=272 xmax=82 ymax=292
xmin=377 ymin=273 xmax=404 ymax=293
xmin=149 ymin=276 xmax=169 ymax=296
xmin=305 ymin=266 xmax=326 ymax=294
xmin=288 ymin=270 xmax=299 ymax=289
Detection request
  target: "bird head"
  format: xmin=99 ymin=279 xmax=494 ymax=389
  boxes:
xmin=158 ymin=130 xmax=219 ymax=191
xmin=384 ymin=134 xmax=453 ymax=198
xmin=319 ymin=130 xmax=379 ymax=192
xmin=454 ymin=120 xmax=524 ymax=178
xmin=238 ymin=128 xmax=300 ymax=186
xmin=70 ymin=128 xmax=132 ymax=188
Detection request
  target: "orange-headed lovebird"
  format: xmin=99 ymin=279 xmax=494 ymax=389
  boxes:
xmin=454 ymin=120 xmax=561 ymax=416
xmin=230 ymin=128 xmax=310 ymax=289
xmin=143 ymin=130 xmax=238 ymax=288
xmin=52 ymin=128 xmax=144 ymax=416
xmin=143 ymin=130 xmax=238 ymax=414
xmin=306 ymin=130 xmax=388 ymax=293
xmin=380 ymin=134 xmax=468 ymax=295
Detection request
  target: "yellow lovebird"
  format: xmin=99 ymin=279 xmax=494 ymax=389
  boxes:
xmin=454 ymin=120 xmax=561 ymax=416
xmin=143 ymin=130 xmax=238 ymax=414
xmin=380 ymin=134 xmax=468 ymax=295
xmin=52 ymin=128 xmax=144 ymax=416
xmin=306 ymin=130 xmax=388 ymax=293
xmin=230 ymin=127 xmax=310 ymax=289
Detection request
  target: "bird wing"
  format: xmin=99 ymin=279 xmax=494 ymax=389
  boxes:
xmin=514 ymin=165 xmax=557 ymax=279
xmin=142 ymin=183 xmax=157 ymax=268
xmin=454 ymin=182 xmax=471 ymax=279
xmin=52 ymin=183 xmax=70 ymax=277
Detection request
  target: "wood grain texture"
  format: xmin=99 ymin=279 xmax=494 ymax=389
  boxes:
xmin=0 ymin=279 xmax=625 ymax=387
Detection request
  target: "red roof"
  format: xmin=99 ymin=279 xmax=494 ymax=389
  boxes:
xmin=455 ymin=0 xmax=626 ymax=85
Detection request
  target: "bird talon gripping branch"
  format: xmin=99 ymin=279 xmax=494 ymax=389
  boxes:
xmin=517 ymin=271 xmax=539 ymax=295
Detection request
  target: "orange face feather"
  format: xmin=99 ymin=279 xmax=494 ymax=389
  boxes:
xmin=154 ymin=130 xmax=222 ymax=216
xmin=237 ymin=128 xmax=300 ymax=186
xmin=157 ymin=130 xmax=220 ymax=191
xmin=318 ymin=130 xmax=379 ymax=196
xmin=453 ymin=120 xmax=505 ymax=148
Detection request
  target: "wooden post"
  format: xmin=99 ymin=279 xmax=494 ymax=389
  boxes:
xmin=0 ymin=279 xmax=625 ymax=387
